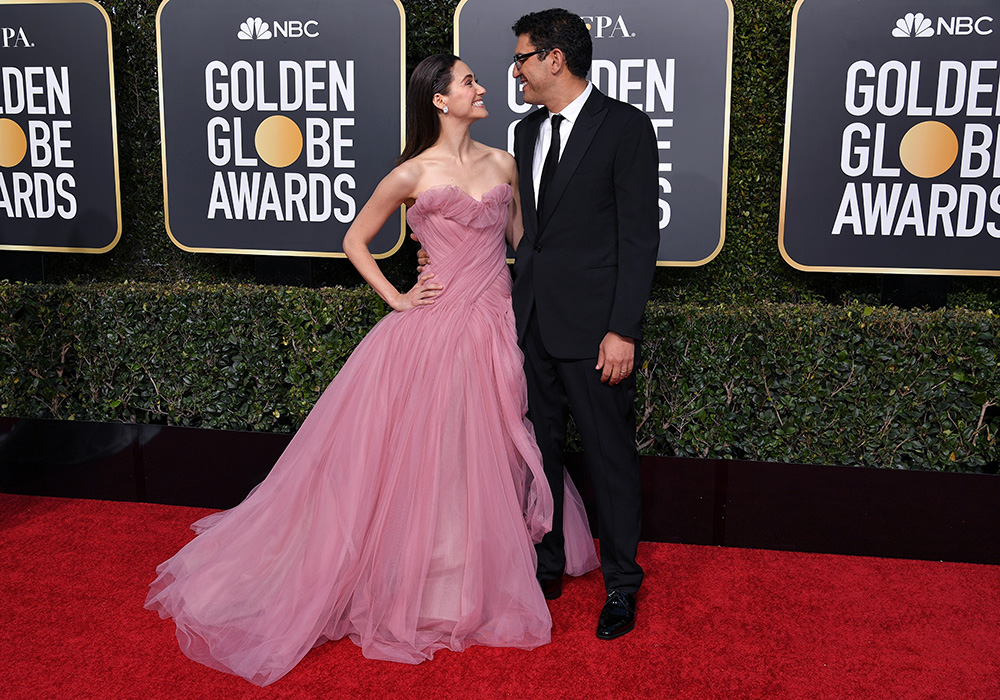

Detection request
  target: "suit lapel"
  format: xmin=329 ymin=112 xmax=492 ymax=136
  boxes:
xmin=537 ymin=90 xmax=608 ymax=235
xmin=518 ymin=108 xmax=546 ymax=242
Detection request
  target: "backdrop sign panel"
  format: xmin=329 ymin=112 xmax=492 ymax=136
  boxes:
xmin=781 ymin=0 xmax=1000 ymax=275
xmin=157 ymin=0 xmax=404 ymax=257
xmin=0 ymin=0 xmax=120 ymax=253
xmin=455 ymin=0 xmax=732 ymax=266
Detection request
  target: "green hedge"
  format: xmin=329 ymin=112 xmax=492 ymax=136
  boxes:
xmin=2 ymin=283 xmax=996 ymax=473
xmin=0 ymin=283 xmax=382 ymax=431
xmin=639 ymin=302 xmax=998 ymax=472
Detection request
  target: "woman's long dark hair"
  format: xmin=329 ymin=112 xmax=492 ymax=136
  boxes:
xmin=397 ymin=54 xmax=460 ymax=164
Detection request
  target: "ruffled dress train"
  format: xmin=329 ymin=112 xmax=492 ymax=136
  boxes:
xmin=145 ymin=183 xmax=599 ymax=686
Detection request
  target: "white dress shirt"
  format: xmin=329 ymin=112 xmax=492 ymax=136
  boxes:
xmin=531 ymin=81 xmax=594 ymax=204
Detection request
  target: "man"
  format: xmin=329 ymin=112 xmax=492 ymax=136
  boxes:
xmin=510 ymin=8 xmax=659 ymax=640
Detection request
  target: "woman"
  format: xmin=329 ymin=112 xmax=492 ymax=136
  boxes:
xmin=146 ymin=54 xmax=598 ymax=686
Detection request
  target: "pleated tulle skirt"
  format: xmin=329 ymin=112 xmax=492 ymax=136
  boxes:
xmin=146 ymin=274 xmax=598 ymax=686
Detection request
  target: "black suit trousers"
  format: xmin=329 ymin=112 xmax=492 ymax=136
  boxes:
xmin=522 ymin=311 xmax=644 ymax=594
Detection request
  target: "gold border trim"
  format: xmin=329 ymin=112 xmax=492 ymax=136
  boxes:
xmin=157 ymin=0 xmax=406 ymax=259
xmin=0 ymin=0 xmax=122 ymax=254
xmin=454 ymin=0 xmax=733 ymax=268
xmin=777 ymin=0 xmax=1000 ymax=278
xmin=454 ymin=0 xmax=469 ymax=43
xmin=658 ymin=0 xmax=733 ymax=268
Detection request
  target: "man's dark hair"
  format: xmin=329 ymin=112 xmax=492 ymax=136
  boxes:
xmin=512 ymin=8 xmax=592 ymax=79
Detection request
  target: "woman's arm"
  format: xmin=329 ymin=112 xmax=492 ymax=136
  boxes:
xmin=343 ymin=167 xmax=442 ymax=311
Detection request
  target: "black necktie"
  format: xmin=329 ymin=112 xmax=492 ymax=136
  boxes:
xmin=537 ymin=113 xmax=565 ymax=219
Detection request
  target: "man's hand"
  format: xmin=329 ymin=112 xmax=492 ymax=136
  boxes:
xmin=413 ymin=234 xmax=430 ymax=273
xmin=596 ymin=331 xmax=635 ymax=385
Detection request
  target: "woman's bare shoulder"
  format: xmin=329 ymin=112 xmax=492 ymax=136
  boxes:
xmin=471 ymin=143 xmax=515 ymax=177
xmin=388 ymin=159 xmax=424 ymax=185
xmin=378 ymin=159 xmax=424 ymax=199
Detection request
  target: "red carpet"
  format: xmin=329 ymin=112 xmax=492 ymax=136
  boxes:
xmin=2 ymin=493 xmax=998 ymax=699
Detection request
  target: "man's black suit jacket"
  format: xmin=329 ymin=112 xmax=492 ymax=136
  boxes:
xmin=511 ymin=88 xmax=659 ymax=360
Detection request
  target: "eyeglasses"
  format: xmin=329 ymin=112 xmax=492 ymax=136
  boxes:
xmin=512 ymin=49 xmax=550 ymax=69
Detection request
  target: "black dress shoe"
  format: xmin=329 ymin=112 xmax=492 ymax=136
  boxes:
xmin=538 ymin=577 xmax=562 ymax=600
xmin=596 ymin=590 xmax=636 ymax=639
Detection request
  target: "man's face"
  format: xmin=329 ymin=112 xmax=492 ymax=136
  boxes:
xmin=512 ymin=34 xmax=550 ymax=106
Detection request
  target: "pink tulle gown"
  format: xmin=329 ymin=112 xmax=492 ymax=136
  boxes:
xmin=145 ymin=183 xmax=599 ymax=686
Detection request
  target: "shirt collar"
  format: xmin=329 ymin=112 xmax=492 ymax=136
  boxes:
xmin=550 ymin=81 xmax=592 ymax=125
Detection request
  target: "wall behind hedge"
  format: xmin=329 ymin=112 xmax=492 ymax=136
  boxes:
xmin=1 ymin=283 xmax=996 ymax=473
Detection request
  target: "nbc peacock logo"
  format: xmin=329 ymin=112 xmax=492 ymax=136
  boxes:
xmin=238 ymin=17 xmax=272 ymax=41
xmin=892 ymin=12 xmax=933 ymax=38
